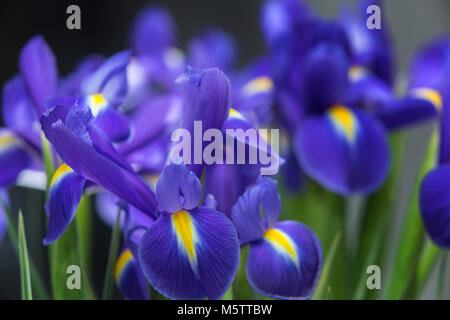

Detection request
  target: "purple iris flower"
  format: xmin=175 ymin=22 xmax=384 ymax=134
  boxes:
xmin=139 ymin=163 xmax=240 ymax=299
xmin=414 ymin=37 xmax=450 ymax=247
xmin=231 ymin=177 xmax=322 ymax=299
xmin=0 ymin=190 xmax=8 ymax=244
xmin=115 ymin=247 xmax=149 ymax=300
xmin=260 ymin=0 xmax=439 ymax=195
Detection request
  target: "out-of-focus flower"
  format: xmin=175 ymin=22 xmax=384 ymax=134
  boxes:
xmin=231 ymin=177 xmax=322 ymax=299
xmin=0 ymin=190 xmax=8 ymax=244
xmin=138 ymin=163 xmax=240 ymax=299
xmin=115 ymin=247 xmax=149 ymax=300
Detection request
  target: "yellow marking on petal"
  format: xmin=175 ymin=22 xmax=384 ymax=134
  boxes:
xmin=114 ymin=249 xmax=133 ymax=283
xmin=228 ymin=108 xmax=245 ymax=120
xmin=172 ymin=210 xmax=198 ymax=273
xmin=348 ymin=65 xmax=368 ymax=82
xmin=411 ymin=87 xmax=443 ymax=112
xmin=87 ymin=93 xmax=108 ymax=117
xmin=328 ymin=105 xmax=358 ymax=143
xmin=241 ymin=76 xmax=274 ymax=97
xmin=264 ymin=228 xmax=299 ymax=266
xmin=0 ymin=133 xmax=16 ymax=151
xmin=50 ymin=163 xmax=73 ymax=187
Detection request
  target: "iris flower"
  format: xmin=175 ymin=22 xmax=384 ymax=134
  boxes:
xmin=260 ymin=0 xmax=439 ymax=195
xmin=231 ymin=177 xmax=322 ymax=299
xmin=415 ymin=38 xmax=450 ymax=247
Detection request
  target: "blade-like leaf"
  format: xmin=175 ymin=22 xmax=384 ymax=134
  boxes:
xmin=1 ymin=199 xmax=49 ymax=299
xmin=102 ymin=210 xmax=121 ymax=300
xmin=18 ymin=211 xmax=32 ymax=300
xmin=312 ymin=231 xmax=342 ymax=300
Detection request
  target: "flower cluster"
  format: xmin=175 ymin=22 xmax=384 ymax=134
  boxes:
xmin=0 ymin=0 xmax=449 ymax=300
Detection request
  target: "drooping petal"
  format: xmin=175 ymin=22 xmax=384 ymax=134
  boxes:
xmin=187 ymin=28 xmax=237 ymax=72
xmin=115 ymin=248 xmax=149 ymax=300
xmin=376 ymin=96 xmax=438 ymax=131
xmin=43 ymin=164 xmax=86 ymax=244
xmin=2 ymin=76 xmax=41 ymax=150
xmin=155 ymin=163 xmax=202 ymax=213
xmin=19 ymin=35 xmax=58 ymax=115
xmin=0 ymin=129 xmax=32 ymax=187
xmin=231 ymin=177 xmax=281 ymax=244
xmin=139 ymin=207 xmax=240 ymax=300
xmin=294 ymin=106 xmax=390 ymax=194
xmin=131 ymin=6 xmax=177 ymax=57
xmin=302 ymin=44 xmax=350 ymax=114
xmin=40 ymin=103 xmax=157 ymax=217
xmin=419 ymin=165 xmax=450 ymax=248
xmin=246 ymin=220 xmax=322 ymax=299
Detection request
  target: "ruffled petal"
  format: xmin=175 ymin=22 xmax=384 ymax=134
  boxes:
xmin=19 ymin=35 xmax=58 ymax=115
xmin=43 ymin=164 xmax=86 ymax=244
xmin=231 ymin=177 xmax=281 ymax=244
xmin=115 ymin=248 xmax=149 ymax=300
xmin=139 ymin=207 xmax=240 ymax=300
xmin=155 ymin=163 xmax=202 ymax=213
xmin=40 ymin=104 xmax=157 ymax=217
xmin=419 ymin=165 xmax=450 ymax=248
xmin=246 ymin=220 xmax=322 ymax=299
xmin=0 ymin=129 xmax=32 ymax=187
xmin=294 ymin=106 xmax=390 ymax=194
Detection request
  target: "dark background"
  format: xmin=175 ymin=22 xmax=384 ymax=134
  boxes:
xmin=0 ymin=0 xmax=449 ymax=299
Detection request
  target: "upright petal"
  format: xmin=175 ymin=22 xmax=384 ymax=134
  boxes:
xmin=302 ymin=44 xmax=349 ymax=114
xmin=19 ymin=35 xmax=58 ymax=114
xmin=419 ymin=165 xmax=450 ymax=248
xmin=246 ymin=220 xmax=322 ymax=299
xmin=231 ymin=177 xmax=281 ymax=244
xmin=294 ymin=106 xmax=390 ymax=194
xmin=187 ymin=28 xmax=237 ymax=72
xmin=43 ymin=164 xmax=86 ymax=244
xmin=2 ymin=76 xmax=41 ymax=150
xmin=155 ymin=163 xmax=202 ymax=213
xmin=131 ymin=6 xmax=177 ymax=57
xmin=115 ymin=248 xmax=149 ymax=300
xmin=139 ymin=207 xmax=240 ymax=299
xmin=177 ymin=67 xmax=231 ymax=176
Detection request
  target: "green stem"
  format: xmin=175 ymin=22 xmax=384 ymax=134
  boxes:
xmin=18 ymin=211 xmax=32 ymax=300
xmin=414 ymin=236 xmax=439 ymax=295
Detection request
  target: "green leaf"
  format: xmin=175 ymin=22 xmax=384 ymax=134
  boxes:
xmin=41 ymin=131 xmax=56 ymax=189
xmin=221 ymin=286 xmax=233 ymax=300
xmin=102 ymin=210 xmax=122 ymax=300
xmin=49 ymin=200 xmax=91 ymax=300
xmin=415 ymin=236 xmax=439 ymax=294
xmin=312 ymin=231 xmax=342 ymax=300
xmin=384 ymin=127 xmax=439 ymax=299
xmin=1 ymin=199 xmax=49 ymax=299
xmin=18 ymin=211 xmax=32 ymax=300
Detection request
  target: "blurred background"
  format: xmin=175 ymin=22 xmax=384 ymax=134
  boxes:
xmin=0 ymin=0 xmax=449 ymax=299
